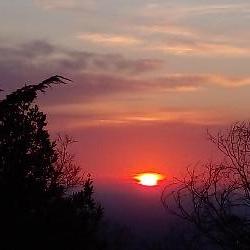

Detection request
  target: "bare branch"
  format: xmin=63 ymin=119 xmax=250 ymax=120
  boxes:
xmin=52 ymin=134 xmax=84 ymax=190
xmin=163 ymin=122 xmax=250 ymax=249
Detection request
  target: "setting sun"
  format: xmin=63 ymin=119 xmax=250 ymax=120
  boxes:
xmin=134 ymin=173 xmax=165 ymax=186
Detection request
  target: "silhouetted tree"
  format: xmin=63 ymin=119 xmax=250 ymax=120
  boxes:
xmin=0 ymin=76 xmax=103 ymax=250
xmin=53 ymin=134 xmax=84 ymax=189
xmin=162 ymin=122 xmax=250 ymax=250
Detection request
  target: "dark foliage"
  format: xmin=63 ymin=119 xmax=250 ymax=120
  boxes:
xmin=0 ymin=76 xmax=103 ymax=250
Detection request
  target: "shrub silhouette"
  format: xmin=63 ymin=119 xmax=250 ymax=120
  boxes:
xmin=0 ymin=76 xmax=103 ymax=250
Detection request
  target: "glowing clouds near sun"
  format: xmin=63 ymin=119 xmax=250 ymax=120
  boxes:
xmin=134 ymin=173 xmax=165 ymax=186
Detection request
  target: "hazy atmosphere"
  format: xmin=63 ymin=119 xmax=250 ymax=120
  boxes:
xmin=1 ymin=1 xmax=250 ymax=249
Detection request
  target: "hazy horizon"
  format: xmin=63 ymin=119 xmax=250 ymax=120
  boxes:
xmin=1 ymin=1 xmax=250 ymax=246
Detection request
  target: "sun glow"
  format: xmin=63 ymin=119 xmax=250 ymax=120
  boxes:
xmin=134 ymin=173 xmax=165 ymax=186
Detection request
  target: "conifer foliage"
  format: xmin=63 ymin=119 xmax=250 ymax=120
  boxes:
xmin=0 ymin=76 xmax=103 ymax=250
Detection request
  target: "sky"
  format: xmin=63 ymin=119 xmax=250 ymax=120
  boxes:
xmin=1 ymin=0 xmax=250 ymax=236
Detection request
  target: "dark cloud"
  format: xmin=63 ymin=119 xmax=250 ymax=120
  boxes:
xmin=89 ymin=54 xmax=163 ymax=74
xmin=52 ymin=50 xmax=164 ymax=74
xmin=0 ymin=39 xmax=198 ymax=105
xmin=0 ymin=37 xmax=201 ymax=105
xmin=0 ymin=39 xmax=164 ymax=91
xmin=2 ymin=38 xmax=246 ymax=106
xmin=39 ymin=72 xmax=204 ymax=105
xmin=0 ymin=40 xmax=54 ymax=60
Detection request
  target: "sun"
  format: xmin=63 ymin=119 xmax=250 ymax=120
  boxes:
xmin=134 ymin=173 xmax=165 ymax=186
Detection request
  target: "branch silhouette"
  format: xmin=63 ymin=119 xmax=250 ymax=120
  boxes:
xmin=162 ymin=122 xmax=250 ymax=250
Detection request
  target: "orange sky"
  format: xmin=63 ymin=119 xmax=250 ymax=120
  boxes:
xmin=1 ymin=0 xmax=250 ymax=182
xmin=2 ymin=1 xmax=250 ymax=235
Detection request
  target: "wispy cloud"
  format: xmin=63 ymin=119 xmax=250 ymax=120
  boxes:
xmin=142 ymin=3 xmax=250 ymax=18
xmin=40 ymin=72 xmax=250 ymax=106
xmin=147 ymin=40 xmax=250 ymax=57
xmin=34 ymin=0 xmax=96 ymax=11
xmin=178 ymin=4 xmax=250 ymax=15
xmin=34 ymin=0 xmax=77 ymax=9
xmin=76 ymin=29 xmax=250 ymax=57
xmin=133 ymin=24 xmax=249 ymax=57
xmin=45 ymin=104 xmax=231 ymax=129
xmin=1 ymin=1 xmax=250 ymax=131
xmin=77 ymin=33 xmax=142 ymax=46
xmin=208 ymin=75 xmax=250 ymax=87
xmin=2 ymin=38 xmax=250 ymax=128
xmin=157 ymin=74 xmax=250 ymax=88
xmin=0 ymin=39 xmax=164 ymax=89
xmin=1 ymin=39 xmax=250 ymax=95
xmin=137 ymin=24 xmax=197 ymax=38
xmin=134 ymin=2 xmax=250 ymax=57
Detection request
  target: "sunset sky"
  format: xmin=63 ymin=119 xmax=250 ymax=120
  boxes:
xmin=1 ymin=0 xmax=250 ymax=234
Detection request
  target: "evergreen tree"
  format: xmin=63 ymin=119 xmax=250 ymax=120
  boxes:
xmin=0 ymin=76 xmax=103 ymax=250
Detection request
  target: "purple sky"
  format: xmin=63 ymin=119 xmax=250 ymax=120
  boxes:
xmin=1 ymin=0 xmax=250 ymax=236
